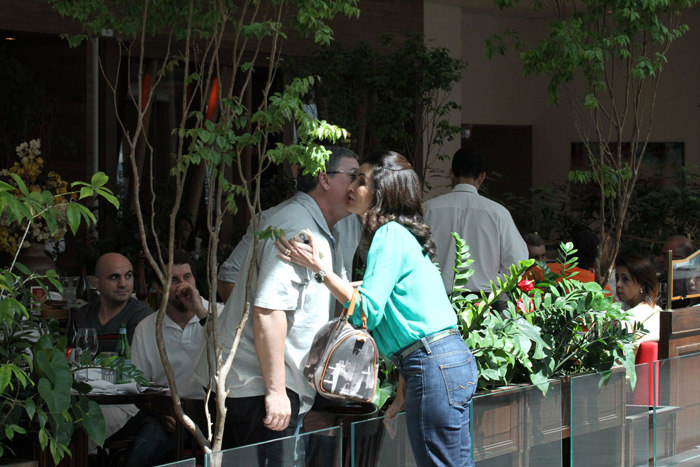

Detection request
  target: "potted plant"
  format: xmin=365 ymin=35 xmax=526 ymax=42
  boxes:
xmin=0 ymin=139 xmax=72 ymax=272
xmin=450 ymin=235 xmax=640 ymax=463
xmin=0 ymin=155 xmax=119 ymax=465
xmin=451 ymin=235 xmax=637 ymax=390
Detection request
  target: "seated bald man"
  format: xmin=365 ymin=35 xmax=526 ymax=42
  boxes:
xmin=66 ymin=252 xmax=154 ymax=444
xmin=67 ymin=252 xmax=154 ymax=352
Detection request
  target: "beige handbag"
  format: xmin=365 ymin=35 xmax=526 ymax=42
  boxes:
xmin=303 ymin=289 xmax=378 ymax=402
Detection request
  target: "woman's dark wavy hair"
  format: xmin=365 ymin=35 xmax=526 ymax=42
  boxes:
xmin=361 ymin=150 xmax=437 ymax=260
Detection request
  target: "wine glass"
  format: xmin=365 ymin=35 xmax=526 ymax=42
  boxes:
xmin=76 ymin=328 xmax=99 ymax=369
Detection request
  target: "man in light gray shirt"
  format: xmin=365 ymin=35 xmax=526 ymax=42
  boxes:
xmin=424 ymin=147 xmax=528 ymax=297
xmin=217 ymin=204 xmax=360 ymax=303
xmin=196 ymin=147 xmax=359 ymax=460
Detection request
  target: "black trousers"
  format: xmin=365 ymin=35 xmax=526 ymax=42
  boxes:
xmin=209 ymin=388 xmax=302 ymax=466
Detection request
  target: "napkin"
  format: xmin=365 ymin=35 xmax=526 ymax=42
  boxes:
xmin=74 ymin=368 xmax=144 ymax=394
xmin=88 ymin=380 xmax=143 ymax=394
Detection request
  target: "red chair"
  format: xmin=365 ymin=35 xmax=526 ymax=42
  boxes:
xmin=633 ymin=340 xmax=659 ymax=407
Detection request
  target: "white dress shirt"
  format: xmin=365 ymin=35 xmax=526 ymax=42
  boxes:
xmin=131 ymin=298 xmax=222 ymax=399
xmin=424 ymin=183 xmax=528 ymax=294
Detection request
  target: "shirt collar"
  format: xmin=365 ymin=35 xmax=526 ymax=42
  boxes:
xmin=163 ymin=312 xmax=200 ymax=329
xmin=453 ymin=183 xmax=479 ymax=195
xmin=293 ymin=192 xmax=338 ymax=247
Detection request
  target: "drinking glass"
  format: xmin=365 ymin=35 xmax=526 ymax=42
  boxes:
xmin=85 ymin=275 xmax=98 ymax=302
xmin=76 ymin=327 xmax=99 ymax=367
xmin=60 ymin=276 xmax=79 ymax=308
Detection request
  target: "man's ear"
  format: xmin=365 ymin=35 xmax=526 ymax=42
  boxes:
xmin=318 ymin=172 xmax=332 ymax=191
xmin=475 ymin=172 xmax=487 ymax=188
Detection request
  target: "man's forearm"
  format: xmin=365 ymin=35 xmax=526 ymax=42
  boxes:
xmin=253 ymin=306 xmax=288 ymax=394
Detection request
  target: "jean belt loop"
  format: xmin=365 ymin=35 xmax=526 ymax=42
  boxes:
xmin=421 ymin=336 xmax=432 ymax=355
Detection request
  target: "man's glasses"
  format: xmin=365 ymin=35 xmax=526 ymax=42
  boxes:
xmin=327 ymin=170 xmax=358 ymax=180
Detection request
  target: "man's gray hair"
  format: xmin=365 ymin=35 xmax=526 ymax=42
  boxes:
xmin=297 ymin=146 xmax=359 ymax=193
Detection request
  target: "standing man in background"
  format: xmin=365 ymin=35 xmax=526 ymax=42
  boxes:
xmin=424 ymin=147 xmax=528 ymax=304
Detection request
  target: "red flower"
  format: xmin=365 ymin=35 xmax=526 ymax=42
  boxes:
xmin=517 ymin=279 xmax=535 ymax=292
xmin=517 ymin=297 xmax=534 ymax=314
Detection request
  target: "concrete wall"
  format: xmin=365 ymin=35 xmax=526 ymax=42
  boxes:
xmin=425 ymin=3 xmax=700 ymax=190
xmin=424 ymin=1 xmax=463 ymax=196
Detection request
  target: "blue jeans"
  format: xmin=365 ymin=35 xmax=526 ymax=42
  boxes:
xmin=392 ymin=332 xmax=477 ymax=467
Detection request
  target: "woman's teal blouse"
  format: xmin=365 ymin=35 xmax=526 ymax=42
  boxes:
xmin=350 ymin=221 xmax=457 ymax=357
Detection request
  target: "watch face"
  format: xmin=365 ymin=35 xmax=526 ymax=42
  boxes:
xmin=314 ymin=270 xmax=326 ymax=283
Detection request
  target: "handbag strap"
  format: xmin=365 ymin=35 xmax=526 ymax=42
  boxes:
xmin=344 ymin=288 xmax=368 ymax=329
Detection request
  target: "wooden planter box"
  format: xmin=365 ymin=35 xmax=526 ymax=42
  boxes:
xmin=472 ymin=368 xmax=628 ymax=466
xmin=472 ymin=385 xmax=527 ymax=462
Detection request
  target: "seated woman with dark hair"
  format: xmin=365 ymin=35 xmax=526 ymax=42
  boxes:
xmin=615 ymin=253 xmax=661 ymax=348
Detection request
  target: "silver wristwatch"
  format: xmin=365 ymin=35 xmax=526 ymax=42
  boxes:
xmin=314 ymin=269 xmax=327 ymax=283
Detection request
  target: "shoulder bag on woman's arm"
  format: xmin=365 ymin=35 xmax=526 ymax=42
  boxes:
xmin=304 ymin=289 xmax=378 ymax=402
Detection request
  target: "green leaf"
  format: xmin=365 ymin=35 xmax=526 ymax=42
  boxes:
xmin=26 ymin=398 xmax=36 ymax=419
xmin=0 ymin=365 xmax=11 ymax=392
xmin=42 ymin=208 xmax=58 ymax=234
xmin=79 ymin=399 xmax=106 ymax=447
xmin=5 ymin=424 xmax=27 ymax=440
xmin=54 ymin=418 xmax=74 ymax=447
xmin=35 ymin=350 xmax=73 ymax=414
xmin=516 ymin=319 xmax=550 ymax=349
xmin=9 ymin=173 xmax=29 ymax=196
xmin=79 ymin=186 xmax=95 ymax=199
xmin=38 ymin=427 xmax=49 ymax=450
xmin=96 ymin=187 xmax=119 ymax=208
xmin=66 ymin=203 xmax=82 ymax=235
xmin=91 ymin=171 xmax=109 ymax=187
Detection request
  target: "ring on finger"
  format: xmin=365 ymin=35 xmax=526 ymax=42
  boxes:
xmin=284 ymin=248 xmax=291 ymax=256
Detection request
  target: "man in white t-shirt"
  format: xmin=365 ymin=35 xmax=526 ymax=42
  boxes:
xmin=116 ymin=251 xmax=221 ymax=467
xmin=424 ymin=147 xmax=528 ymax=299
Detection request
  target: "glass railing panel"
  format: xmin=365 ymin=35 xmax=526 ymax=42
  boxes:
xmin=472 ymin=381 xmax=562 ymax=466
xmin=155 ymin=459 xmax=196 ymax=467
xmin=472 ymin=385 xmax=525 ymax=464
xmin=569 ymin=365 xmax=648 ymax=467
xmin=521 ymin=379 xmax=564 ymax=466
xmin=655 ymin=351 xmax=700 ymax=466
xmin=626 ymin=362 xmax=652 ymax=467
xmin=350 ymin=413 xmax=415 ymax=467
xmin=204 ymin=426 xmax=340 ymax=467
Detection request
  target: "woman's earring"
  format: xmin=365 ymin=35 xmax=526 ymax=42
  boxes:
xmin=639 ymin=288 xmax=644 ymax=294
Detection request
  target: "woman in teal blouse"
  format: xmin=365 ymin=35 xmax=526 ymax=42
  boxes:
xmin=278 ymin=150 xmax=477 ymax=466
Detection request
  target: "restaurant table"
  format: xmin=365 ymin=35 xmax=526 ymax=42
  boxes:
xmin=85 ymin=390 xmax=203 ymax=465
xmin=68 ymin=389 xmax=165 ymax=467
